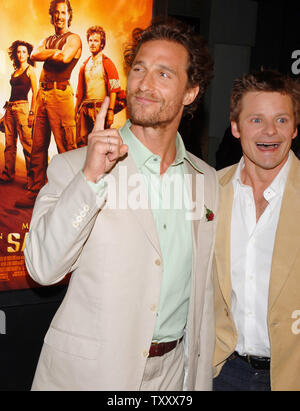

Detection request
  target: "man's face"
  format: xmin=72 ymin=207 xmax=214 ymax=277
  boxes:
xmin=88 ymin=33 xmax=103 ymax=56
xmin=231 ymin=91 xmax=298 ymax=172
xmin=53 ymin=2 xmax=69 ymax=31
xmin=126 ymin=39 xmax=199 ymax=128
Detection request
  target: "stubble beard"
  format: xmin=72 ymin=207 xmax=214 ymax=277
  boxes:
xmin=127 ymin=94 xmax=183 ymax=129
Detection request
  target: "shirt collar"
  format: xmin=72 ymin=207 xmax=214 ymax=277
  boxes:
xmin=233 ymin=151 xmax=292 ymax=198
xmin=119 ymin=120 xmax=202 ymax=172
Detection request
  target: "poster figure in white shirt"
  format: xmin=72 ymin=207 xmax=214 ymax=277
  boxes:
xmin=213 ymin=69 xmax=300 ymax=391
xmin=75 ymin=25 xmax=126 ymax=148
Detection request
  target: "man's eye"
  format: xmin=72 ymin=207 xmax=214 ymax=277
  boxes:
xmin=251 ymin=118 xmax=261 ymax=123
xmin=277 ymin=117 xmax=287 ymax=123
xmin=160 ymin=72 xmax=168 ymax=78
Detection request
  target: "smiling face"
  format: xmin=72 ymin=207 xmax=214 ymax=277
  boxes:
xmin=53 ymin=2 xmax=69 ymax=32
xmin=16 ymin=45 xmax=29 ymax=65
xmin=126 ymin=39 xmax=199 ymax=129
xmin=231 ymin=91 xmax=298 ymax=173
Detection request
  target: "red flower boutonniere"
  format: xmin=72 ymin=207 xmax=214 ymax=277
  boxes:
xmin=205 ymin=206 xmax=214 ymax=222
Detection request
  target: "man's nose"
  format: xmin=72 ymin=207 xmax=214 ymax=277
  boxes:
xmin=138 ymin=71 xmax=153 ymax=91
xmin=264 ymin=120 xmax=277 ymax=135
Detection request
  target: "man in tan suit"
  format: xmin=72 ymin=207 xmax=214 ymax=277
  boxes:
xmin=213 ymin=70 xmax=300 ymax=391
xmin=24 ymin=18 xmax=218 ymax=391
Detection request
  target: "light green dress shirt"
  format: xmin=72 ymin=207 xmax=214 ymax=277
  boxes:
xmin=86 ymin=120 xmax=196 ymax=342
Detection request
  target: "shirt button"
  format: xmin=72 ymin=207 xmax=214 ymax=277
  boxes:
xmin=150 ymin=304 xmax=156 ymax=312
xmin=163 ymin=224 xmax=167 ymax=229
xmin=155 ymin=259 xmax=161 ymax=266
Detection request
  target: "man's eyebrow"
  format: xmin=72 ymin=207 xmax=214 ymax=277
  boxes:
xmin=245 ymin=112 xmax=292 ymax=118
xmin=132 ymin=60 xmax=177 ymax=75
xmin=157 ymin=64 xmax=177 ymax=75
xmin=132 ymin=59 xmax=143 ymax=65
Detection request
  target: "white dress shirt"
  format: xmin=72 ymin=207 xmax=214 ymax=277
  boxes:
xmin=231 ymin=153 xmax=291 ymax=357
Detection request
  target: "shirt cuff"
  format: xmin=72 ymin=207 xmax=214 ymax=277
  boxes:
xmin=80 ymin=170 xmax=107 ymax=197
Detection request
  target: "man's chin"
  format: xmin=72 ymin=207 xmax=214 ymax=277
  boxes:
xmin=131 ymin=119 xmax=152 ymax=127
xmin=130 ymin=115 xmax=163 ymax=128
xmin=128 ymin=106 xmax=159 ymax=127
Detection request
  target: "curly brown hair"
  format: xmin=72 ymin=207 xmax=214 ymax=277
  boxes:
xmin=49 ymin=0 xmax=73 ymax=27
xmin=8 ymin=40 xmax=35 ymax=70
xmin=124 ymin=17 xmax=214 ymax=117
xmin=230 ymin=70 xmax=300 ymax=127
xmin=86 ymin=26 xmax=106 ymax=50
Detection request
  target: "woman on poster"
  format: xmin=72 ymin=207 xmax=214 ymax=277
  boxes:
xmin=0 ymin=40 xmax=37 ymax=184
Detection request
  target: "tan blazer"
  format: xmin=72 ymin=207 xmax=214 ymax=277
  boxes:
xmin=213 ymin=151 xmax=300 ymax=391
xmin=25 ymin=146 xmax=219 ymax=391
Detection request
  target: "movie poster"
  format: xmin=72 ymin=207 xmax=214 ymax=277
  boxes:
xmin=0 ymin=0 xmax=153 ymax=291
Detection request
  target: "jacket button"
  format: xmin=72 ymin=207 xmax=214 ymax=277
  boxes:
xmin=155 ymin=259 xmax=161 ymax=266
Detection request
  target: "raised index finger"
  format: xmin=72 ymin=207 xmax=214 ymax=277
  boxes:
xmin=93 ymin=96 xmax=110 ymax=131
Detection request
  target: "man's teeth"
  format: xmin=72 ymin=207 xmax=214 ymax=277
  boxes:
xmin=257 ymin=143 xmax=279 ymax=147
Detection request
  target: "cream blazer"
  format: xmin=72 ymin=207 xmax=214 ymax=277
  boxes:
xmin=24 ymin=146 xmax=219 ymax=391
xmin=213 ymin=151 xmax=300 ymax=391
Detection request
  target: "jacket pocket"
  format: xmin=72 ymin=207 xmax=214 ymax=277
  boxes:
xmin=44 ymin=326 xmax=100 ymax=360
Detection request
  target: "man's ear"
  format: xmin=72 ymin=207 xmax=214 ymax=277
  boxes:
xmin=231 ymin=121 xmax=241 ymax=139
xmin=183 ymin=85 xmax=200 ymax=106
xmin=292 ymin=126 xmax=298 ymax=140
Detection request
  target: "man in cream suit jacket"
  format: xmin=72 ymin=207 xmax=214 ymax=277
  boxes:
xmin=213 ymin=70 xmax=300 ymax=391
xmin=24 ymin=18 xmax=218 ymax=391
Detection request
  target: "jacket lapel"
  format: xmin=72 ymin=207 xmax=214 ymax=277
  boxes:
xmin=268 ymin=153 xmax=300 ymax=310
xmin=215 ymin=154 xmax=300 ymax=312
xmin=112 ymin=152 xmax=205 ymax=261
xmin=215 ymin=165 xmax=237 ymax=308
xmin=112 ymin=153 xmax=162 ymax=258
xmin=184 ymin=159 xmax=203 ymax=254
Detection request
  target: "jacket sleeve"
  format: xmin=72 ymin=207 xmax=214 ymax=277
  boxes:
xmin=24 ymin=153 xmax=107 ymax=286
